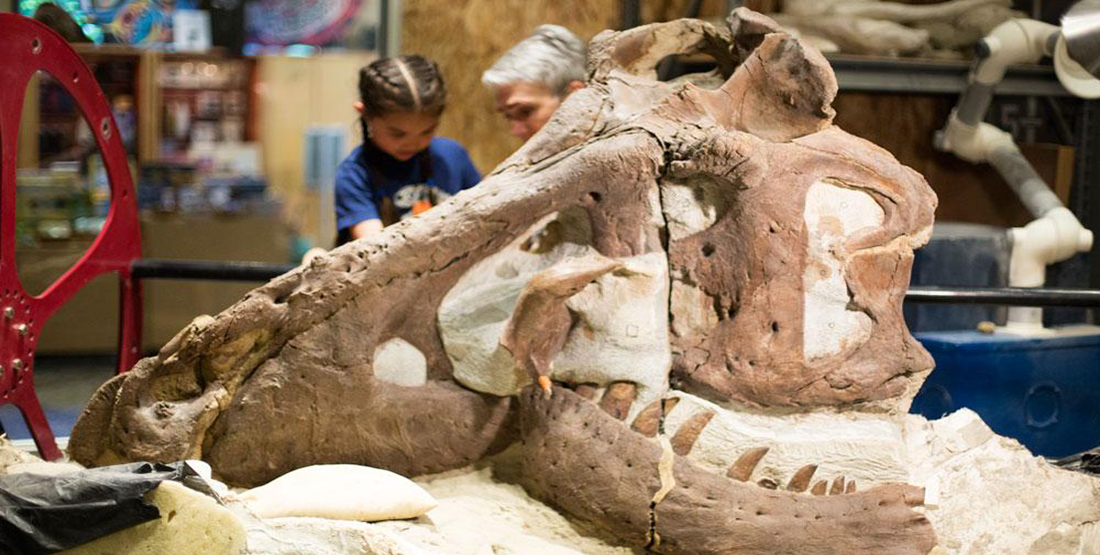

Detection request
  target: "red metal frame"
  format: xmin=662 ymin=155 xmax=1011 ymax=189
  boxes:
xmin=1 ymin=14 xmax=143 ymax=460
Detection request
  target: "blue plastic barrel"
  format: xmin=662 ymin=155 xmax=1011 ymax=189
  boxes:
xmin=910 ymin=329 xmax=1100 ymax=458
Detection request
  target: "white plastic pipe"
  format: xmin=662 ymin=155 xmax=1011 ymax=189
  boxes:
xmin=937 ymin=115 xmax=1015 ymax=164
xmin=1005 ymin=207 xmax=1095 ymax=331
xmin=973 ymin=19 xmax=1060 ymax=85
xmin=936 ymin=18 xmax=1094 ymax=332
xmin=937 ymin=19 xmax=1061 ymax=162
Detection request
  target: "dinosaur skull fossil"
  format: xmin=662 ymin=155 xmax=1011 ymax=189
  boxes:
xmin=68 ymin=9 xmax=1100 ymax=555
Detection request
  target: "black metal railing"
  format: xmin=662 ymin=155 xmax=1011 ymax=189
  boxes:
xmin=131 ymin=259 xmax=297 ymax=282
xmin=130 ymin=259 xmax=1100 ymax=309
xmin=905 ymin=286 xmax=1100 ymax=307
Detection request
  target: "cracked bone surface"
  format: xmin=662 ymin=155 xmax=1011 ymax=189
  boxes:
xmin=67 ymin=8 xmax=1099 ymax=555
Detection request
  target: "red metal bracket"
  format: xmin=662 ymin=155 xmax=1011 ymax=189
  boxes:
xmin=0 ymin=14 xmax=143 ymax=460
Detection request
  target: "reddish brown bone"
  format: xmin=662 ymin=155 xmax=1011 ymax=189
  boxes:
xmin=518 ymin=386 xmax=659 ymax=546
xmin=656 ymin=457 xmax=933 ymax=555
xmin=70 ymin=128 xmax=667 ymax=473
xmin=518 ymin=386 xmax=936 ymax=555
xmin=726 ymin=7 xmax=787 ymax=61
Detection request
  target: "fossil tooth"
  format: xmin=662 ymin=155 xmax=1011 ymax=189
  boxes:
xmin=599 ymin=382 xmax=637 ymax=420
xmin=574 ymin=383 xmax=599 ymax=400
xmin=671 ymin=410 xmax=716 ymax=456
xmin=787 ymin=464 xmax=818 ymax=492
xmin=660 ymin=397 xmax=680 ymax=415
xmin=727 ymin=446 xmax=770 ymax=482
xmin=811 ymin=481 xmax=828 ymax=495
xmin=631 ymin=399 xmax=664 ymax=437
xmin=829 ymin=476 xmax=845 ymax=495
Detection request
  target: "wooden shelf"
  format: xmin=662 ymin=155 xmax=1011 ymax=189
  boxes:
xmin=826 ymin=54 xmax=1069 ymax=97
xmin=71 ymin=43 xmax=230 ymax=60
xmin=671 ymin=52 xmax=1069 ymax=97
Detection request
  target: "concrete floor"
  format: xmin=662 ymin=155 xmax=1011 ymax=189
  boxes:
xmin=0 ymin=355 xmax=115 ymax=441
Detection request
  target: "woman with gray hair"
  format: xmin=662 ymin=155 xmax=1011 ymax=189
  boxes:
xmin=482 ymin=24 xmax=587 ymax=141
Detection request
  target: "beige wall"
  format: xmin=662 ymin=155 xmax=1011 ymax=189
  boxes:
xmin=402 ymin=1 xmax=620 ymax=174
xmin=255 ymin=52 xmax=374 ymax=245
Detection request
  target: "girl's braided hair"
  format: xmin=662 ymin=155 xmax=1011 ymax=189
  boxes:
xmin=359 ymin=55 xmax=447 ymax=120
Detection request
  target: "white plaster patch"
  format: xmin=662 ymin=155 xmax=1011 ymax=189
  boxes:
xmin=802 ymin=180 xmax=883 ymax=361
xmin=660 ymin=391 xmax=910 ymax=487
xmin=439 ymin=218 xmax=670 ymax=417
xmin=659 ymin=177 xmax=735 ymax=242
xmin=904 ymin=410 xmax=1100 ymax=555
xmin=669 ymin=280 xmax=718 ymax=338
xmin=438 ymin=213 xmax=597 ymax=397
xmin=646 ymin=177 xmax=667 ymax=239
xmin=398 ymin=465 xmax=637 ymax=555
xmin=662 ymin=181 xmax=718 ymax=241
xmin=553 ymin=252 xmax=671 ymax=420
xmin=373 ymin=338 xmax=428 ymax=387
xmin=229 ymin=509 xmax=438 ymax=555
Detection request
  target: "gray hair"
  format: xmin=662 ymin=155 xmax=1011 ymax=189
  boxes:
xmin=482 ymin=24 xmax=587 ymax=96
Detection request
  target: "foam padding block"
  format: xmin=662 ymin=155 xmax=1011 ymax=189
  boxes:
xmin=58 ymin=481 xmax=246 ymax=555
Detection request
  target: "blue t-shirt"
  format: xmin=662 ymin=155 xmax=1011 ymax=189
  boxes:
xmin=335 ymin=137 xmax=481 ymax=237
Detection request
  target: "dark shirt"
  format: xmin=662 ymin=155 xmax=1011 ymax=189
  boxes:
xmin=334 ymin=137 xmax=481 ymax=244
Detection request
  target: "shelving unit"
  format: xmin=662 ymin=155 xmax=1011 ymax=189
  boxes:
xmin=826 ymin=54 xmax=1070 ymax=97
xmin=70 ymin=44 xmax=160 ymax=164
xmin=10 ymin=43 xmax=291 ymax=354
xmin=17 ymin=44 xmax=249 ymax=168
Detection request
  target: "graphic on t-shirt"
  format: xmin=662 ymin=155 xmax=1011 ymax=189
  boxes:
xmin=392 ymin=183 xmax=453 ymax=219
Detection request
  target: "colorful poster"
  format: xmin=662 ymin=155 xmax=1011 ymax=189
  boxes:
xmin=244 ymin=0 xmax=363 ymax=46
xmin=19 ymin=0 xmax=197 ymax=46
xmin=104 ymin=0 xmax=173 ymax=44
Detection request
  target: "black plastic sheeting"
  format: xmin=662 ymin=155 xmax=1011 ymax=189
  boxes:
xmin=0 ymin=461 xmax=211 ymax=555
xmin=1055 ymin=448 xmax=1100 ymax=477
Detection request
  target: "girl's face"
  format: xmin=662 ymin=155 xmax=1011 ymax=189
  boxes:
xmin=364 ymin=110 xmax=439 ymax=162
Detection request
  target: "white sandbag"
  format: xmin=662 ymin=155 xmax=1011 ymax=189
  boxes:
xmin=239 ymin=464 xmax=438 ymax=522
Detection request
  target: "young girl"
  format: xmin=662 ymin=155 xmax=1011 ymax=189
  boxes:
xmin=335 ymin=55 xmax=481 ymax=245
